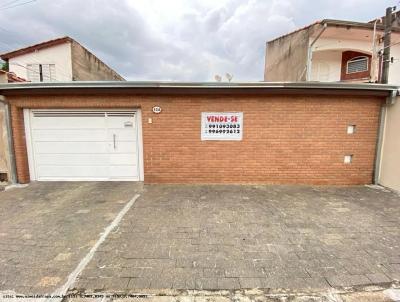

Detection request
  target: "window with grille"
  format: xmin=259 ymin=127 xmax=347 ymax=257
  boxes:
xmin=346 ymin=56 xmax=369 ymax=74
xmin=26 ymin=63 xmax=56 ymax=82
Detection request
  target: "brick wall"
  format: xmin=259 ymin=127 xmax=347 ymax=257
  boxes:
xmin=8 ymin=94 xmax=382 ymax=185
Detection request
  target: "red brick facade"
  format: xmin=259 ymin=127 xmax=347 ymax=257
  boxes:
xmin=7 ymin=94 xmax=382 ymax=185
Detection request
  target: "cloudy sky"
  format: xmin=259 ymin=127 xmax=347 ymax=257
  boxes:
xmin=0 ymin=0 xmax=396 ymax=81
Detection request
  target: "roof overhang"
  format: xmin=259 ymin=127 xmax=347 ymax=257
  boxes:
xmin=321 ymin=19 xmax=400 ymax=32
xmin=268 ymin=19 xmax=400 ymax=44
xmin=0 ymin=37 xmax=72 ymax=60
xmin=0 ymin=81 xmax=398 ymax=99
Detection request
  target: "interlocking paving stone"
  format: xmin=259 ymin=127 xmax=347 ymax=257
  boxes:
xmin=127 ymin=277 xmax=151 ymax=289
xmin=203 ymin=268 xmax=225 ymax=277
xmin=216 ymin=278 xmax=241 ymax=289
xmin=73 ymin=184 xmax=400 ymax=291
xmin=3 ymin=184 xmax=400 ymax=294
xmin=239 ymin=277 xmax=264 ymax=288
xmin=366 ymin=273 xmax=392 ymax=284
xmin=0 ymin=182 xmax=142 ymax=295
xmin=195 ymin=278 xmax=219 ymax=290
xmin=326 ymin=274 xmax=372 ymax=287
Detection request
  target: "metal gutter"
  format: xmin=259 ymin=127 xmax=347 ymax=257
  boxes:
xmin=0 ymin=95 xmax=17 ymax=184
xmin=386 ymin=89 xmax=398 ymax=105
xmin=0 ymin=81 xmax=398 ymax=91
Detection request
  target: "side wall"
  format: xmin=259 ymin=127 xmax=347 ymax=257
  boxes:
xmin=264 ymin=29 xmax=310 ymax=81
xmin=71 ymin=42 xmax=125 ymax=81
xmin=388 ymin=44 xmax=400 ymax=84
xmin=8 ymin=94 xmax=381 ymax=185
xmin=0 ymin=103 xmax=10 ymax=179
xmin=0 ymin=74 xmax=9 ymax=180
xmin=379 ymin=98 xmax=400 ymax=191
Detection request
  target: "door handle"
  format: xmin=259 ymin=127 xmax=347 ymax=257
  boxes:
xmin=113 ymin=134 xmax=116 ymax=150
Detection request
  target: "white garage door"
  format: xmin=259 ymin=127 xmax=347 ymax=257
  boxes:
xmin=25 ymin=109 xmax=142 ymax=181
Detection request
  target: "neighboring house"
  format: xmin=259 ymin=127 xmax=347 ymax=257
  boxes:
xmin=0 ymin=36 xmax=125 ymax=82
xmin=264 ymin=15 xmax=400 ymax=191
xmin=0 ymin=37 xmax=124 ymax=183
xmin=0 ymin=70 xmax=27 ymax=83
xmin=264 ymin=19 xmax=400 ymax=83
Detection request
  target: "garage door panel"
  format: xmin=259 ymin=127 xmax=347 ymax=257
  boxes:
xmin=35 ymin=142 xmax=108 ymax=154
xmin=109 ymin=165 xmax=138 ymax=178
xmin=36 ymin=165 xmax=109 ymax=178
xmin=112 ymin=141 xmax=137 ymax=153
xmin=107 ymin=129 xmax=137 ymax=141
xmin=28 ymin=110 xmax=140 ymax=181
xmin=109 ymin=154 xmax=137 ymax=165
xmin=31 ymin=117 xmax=107 ymax=129
xmin=106 ymin=116 xmax=136 ymax=128
xmin=36 ymin=154 xmax=109 ymax=166
xmin=32 ymin=129 xmax=107 ymax=142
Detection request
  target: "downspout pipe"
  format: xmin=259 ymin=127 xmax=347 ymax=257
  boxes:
xmin=306 ymin=23 xmax=328 ymax=81
xmin=0 ymin=95 xmax=17 ymax=184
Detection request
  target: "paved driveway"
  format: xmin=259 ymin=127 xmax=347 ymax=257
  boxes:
xmin=1 ymin=183 xmax=400 ymax=297
xmin=74 ymin=184 xmax=400 ymax=292
xmin=0 ymin=182 xmax=141 ymax=295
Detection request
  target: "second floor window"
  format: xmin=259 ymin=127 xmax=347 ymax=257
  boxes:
xmin=26 ymin=63 xmax=56 ymax=82
xmin=346 ymin=56 xmax=369 ymax=74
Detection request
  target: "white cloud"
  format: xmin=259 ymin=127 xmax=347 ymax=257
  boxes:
xmin=0 ymin=0 xmax=395 ymax=81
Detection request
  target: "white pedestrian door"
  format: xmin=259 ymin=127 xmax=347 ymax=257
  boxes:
xmin=27 ymin=110 xmax=140 ymax=181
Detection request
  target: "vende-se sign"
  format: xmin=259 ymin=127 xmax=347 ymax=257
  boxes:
xmin=201 ymin=112 xmax=243 ymax=141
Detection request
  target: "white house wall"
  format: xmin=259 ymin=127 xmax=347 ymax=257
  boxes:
xmin=310 ymin=50 xmax=342 ymax=81
xmin=379 ymin=45 xmax=400 ymax=192
xmin=388 ymin=45 xmax=400 ymax=84
xmin=8 ymin=42 xmax=73 ymax=81
xmin=310 ymin=38 xmax=374 ymax=82
xmin=313 ymin=37 xmax=374 ymax=53
xmin=380 ymin=97 xmax=400 ymax=192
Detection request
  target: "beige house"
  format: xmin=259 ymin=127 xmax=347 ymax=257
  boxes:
xmin=264 ymin=19 xmax=400 ymax=83
xmin=0 ymin=37 xmax=125 ymax=183
xmin=1 ymin=36 xmax=124 ymax=82
xmin=264 ymin=18 xmax=400 ymax=191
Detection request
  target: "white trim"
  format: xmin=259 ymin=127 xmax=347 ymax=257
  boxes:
xmin=23 ymin=109 xmax=37 ymax=181
xmin=35 ymin=178 xmax=136 ymax=181
xmin=136 ymin=109 xmax=145 ymax=181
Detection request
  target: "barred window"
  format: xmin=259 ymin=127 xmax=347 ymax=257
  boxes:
xmin=346 ymin=56 xmax=369 ymax=74
xmin=26 ymin=63 xmax=56 ymax=82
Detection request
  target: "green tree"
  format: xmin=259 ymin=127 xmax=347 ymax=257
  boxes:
xmin=0 ymin=61 xmax=9 ymax=71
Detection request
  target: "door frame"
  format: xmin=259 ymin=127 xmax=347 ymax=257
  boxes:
xmin=23 ymin=108 xmax=144 ymax=181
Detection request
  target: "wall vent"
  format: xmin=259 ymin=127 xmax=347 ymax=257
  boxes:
xmin=347 ymin=125 xmax=356 ymax=134
xmin=344 ymin=155 xmax=353 ymax=164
